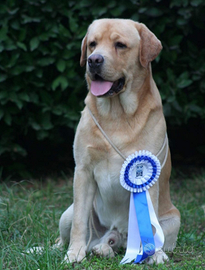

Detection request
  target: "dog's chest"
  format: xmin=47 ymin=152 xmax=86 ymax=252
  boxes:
xmin=93 ymin=158 xmax=124 ymax=194
xmin=93 ymin=158 xmax=130 ymax=231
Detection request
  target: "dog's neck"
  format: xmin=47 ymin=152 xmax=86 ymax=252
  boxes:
xmin=85 ymin=66 xmax=161 ymax=120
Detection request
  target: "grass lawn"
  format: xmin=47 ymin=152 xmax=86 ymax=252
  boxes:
xmin=0 ymin=168 xmax=204 ymax=269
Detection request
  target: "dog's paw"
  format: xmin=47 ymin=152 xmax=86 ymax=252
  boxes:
xmin=63 ymin=248 xmax=86 ymax=263
xmin=92 ymin=243 xmax=115 ymax=258
xmin=146 ymin=249 xmax=169 ymax=264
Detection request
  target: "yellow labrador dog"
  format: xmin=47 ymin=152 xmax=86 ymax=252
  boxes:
xmin=59 ymin=18 xmax=180 ymax=264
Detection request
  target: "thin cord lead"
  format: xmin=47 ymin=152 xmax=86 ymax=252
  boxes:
xmin=87 ymin=106 xmax=168 ymax=168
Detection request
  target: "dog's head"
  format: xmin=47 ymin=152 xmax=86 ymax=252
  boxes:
xmin=80 ymin=19 xmax=162 ymax=98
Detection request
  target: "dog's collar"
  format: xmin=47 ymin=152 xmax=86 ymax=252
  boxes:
xmin=87 ymin=106 xmax=168 ymax=169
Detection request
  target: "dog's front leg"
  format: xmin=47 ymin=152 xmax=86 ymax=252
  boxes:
xmin=64 ymin=166 xmax=96 ymax=263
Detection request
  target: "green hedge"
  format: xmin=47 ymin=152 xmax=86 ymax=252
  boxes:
xmin=0 ymin=0 xmax=205 ymax=177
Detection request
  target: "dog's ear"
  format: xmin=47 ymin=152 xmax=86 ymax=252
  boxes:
xmin=135 ymin=23 xmax=162 ymax=68
xmin=80 ymin=34 xmax=87 ymax=67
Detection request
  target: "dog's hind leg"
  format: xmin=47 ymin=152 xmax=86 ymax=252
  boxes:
xmin=56 ymin=204 xmax=73 ymax=248
xmin=159 ymin=207 xmax=181 ymax=252
xmin=145 ymin=207 xmax=180 ymax=265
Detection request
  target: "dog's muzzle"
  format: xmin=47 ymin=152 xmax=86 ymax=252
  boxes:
xmin=87 ymin=54 xmax=125 ymax=97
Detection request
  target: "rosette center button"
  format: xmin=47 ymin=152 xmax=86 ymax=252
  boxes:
xmin=136 ymin=165 xmax=143 ymax=177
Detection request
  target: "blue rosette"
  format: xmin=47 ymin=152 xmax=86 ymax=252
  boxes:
xmin=120 ymin=150 xmax=161 ymax=193
xmin=120 ymin=151 xmax=164 ymax=264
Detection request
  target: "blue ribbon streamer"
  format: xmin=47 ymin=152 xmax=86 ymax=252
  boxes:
xmin=133 ymin=191 xmax=155 ymax=263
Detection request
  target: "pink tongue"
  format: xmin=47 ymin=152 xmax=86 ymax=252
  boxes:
xmin=91 ymin=80 xmax=113 ymax=96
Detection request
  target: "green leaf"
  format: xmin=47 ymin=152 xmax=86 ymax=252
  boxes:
xmin=52 ymin=75 xmax=68 ymax=91
xmin=169 ymin=35 xmax=183 ymax=46
xmin=91 ymin=6 xmax=107 ymax=16
xmin=0 ymin=4 xmax=7 ymax=14
xmin=0 ymin=44 xmax=4 ymax=52
xmin=29 ymin=93 xmax=39 ymax=104
xmin=39 ymin=32 xmax=50 ymax=41
xmin=41 ymin=113 xmax=53 ymax=130
xmin=145 ymin=7 xmax=163 ymax=17
xmin=0 ymin=109 xmax=4 ymax=120
xmin=36 ymin=69 xmax=43 ymax=78
xmin=15 ymin=99 xmax=23 ymax=109
xmin=51 ymin=78 xmax=60 ymax=91
xmin=4 ymin=113 xmax=12 ymax=125
xmin=37 ymin=57 xmax=55 ymax=66
xmin=172 ymin=100 xmax=183 ymax=112
xmin=167 ymin=96 xmax=176 ymax=103
xmin=166 ymin=68 xmax=175 ymax=83
xmin=188 ymin=104 xmax=202 ymax=113
xmin=110 ymin=6 xmax=126 ymax=16
xmin=40 ymin=91 xmax=52 ymax=105
xmin=176 ymin=18 xmax=187 ymax=26
xmin=31 ymin=122 xmax=41 ymax=130
xmin=19 ymin=93 xmax=30 ymax=102
xmin=53 ymin=106 xmax=63 ymax=115
xmin=25 ymin=66 xmax=35 ymax=72
xmin=41 ymin=3 xmax=52 ymax=12
xmin=177 ymin=79 xmax=193 ymax=88
xmin=190 ymin=0 xmax=203 ymax=7
xmin=59 ymin=24 xmax=71 ymax=38
xmin=177 ymin=72 xmax=193 ymax=88
xmin=16 ymin=42 xmax=27 ymax=51
xmin=56 ymin=59 xmax=66 ymax=72
xmin=13 ymin=144 xmax=27 ymax=156
xmin=138 ymin=7 xmax=147 ymax=13
xmin=37 ymin=130 xmax=49 ymax=140
xmin=21 ymin=15 xmax=41 ymax=24
xmin=10 ymin=20 xmax=20 ymax=30
xmin=0 ymin=26 xmax=8 ymax=41
xmin=65 ymin=111 xmax=80 ymax=121
xmin=30 ymin=37 xmax=40 ymax=51
xmin=0 ymin=146 xmax=8 ymax=155
xmin=4 ymin=41 xmax=17 ymax=51
xmin=8 ymin=92 xmax=23 ymax=109
xmin=0 ymin=74 xmax=7 ymax=82
xmin=0 ymin=91 xmax=8 ymax=99
xmin=69 ymin=16 xmax=78 ymax=32
xmin=10 ymin=65 xmax=27 ymax=75
xmin=8 ymin=8 xmax=19 ymax=15
xmin=6 ymin=53 xmax=20 ymax=68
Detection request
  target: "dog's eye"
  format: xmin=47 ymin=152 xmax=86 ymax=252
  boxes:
xmin=115 ymin=42 xmax=127 ymax=49
xmin=89 ymin=41 xmax=96 ymax=48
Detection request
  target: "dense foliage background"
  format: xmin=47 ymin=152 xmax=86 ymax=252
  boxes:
xmin=0 ymin=0 xmax=205 ymax=178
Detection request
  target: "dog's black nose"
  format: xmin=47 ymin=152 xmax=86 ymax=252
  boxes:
xmin=88 ymin=54 xmax=104 ymax=69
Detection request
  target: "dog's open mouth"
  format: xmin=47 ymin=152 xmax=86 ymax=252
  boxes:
xmin=90 ymin=75 xmax=125 ymax=97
